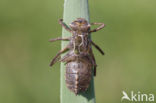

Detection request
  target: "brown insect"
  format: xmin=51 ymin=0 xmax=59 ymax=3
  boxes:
xmin=49 ymin=18 xmax=105 ymax=95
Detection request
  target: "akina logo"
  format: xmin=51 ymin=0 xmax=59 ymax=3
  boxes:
xmin=121 ymin=91 xmax=154 ymax=102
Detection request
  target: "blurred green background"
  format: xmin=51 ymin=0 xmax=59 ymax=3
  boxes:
xmin=0 ymin=0 xmax=156 ymax=103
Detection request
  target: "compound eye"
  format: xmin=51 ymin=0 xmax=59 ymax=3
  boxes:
xmin=70 ymin=21 xmax=79 ymax=27
xmin=71 ymin=22 xmax=76 ymax=25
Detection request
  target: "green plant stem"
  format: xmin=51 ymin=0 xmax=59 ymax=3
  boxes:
xmin=60 ymin=0 xmax=96 ymax=103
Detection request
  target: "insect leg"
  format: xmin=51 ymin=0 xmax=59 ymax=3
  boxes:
xmin=59 ymin=19 xmax=73 ymax=33
xmin=49 ymin=37 xmax=71 ymax=42
xmin=61 ymin=55 xmax=76 ymax=63
xmin=49 ymin=46 xmax=69 ymax=67
xmin=89 ymin=22 xmax=105 ymax=33
xmin=89 ymin=50 xmax=97 ymax=76
xmin=91 ymin=40 xmax=104 ymax=55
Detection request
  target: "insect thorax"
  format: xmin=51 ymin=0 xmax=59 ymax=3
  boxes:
xmin=72 ymin=32 xmax=91 ymax=55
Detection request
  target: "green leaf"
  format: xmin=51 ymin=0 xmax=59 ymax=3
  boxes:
xmin=60 ymin=0 xmax=96 ymax=103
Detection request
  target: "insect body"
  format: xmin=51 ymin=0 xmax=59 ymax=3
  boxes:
xmin=49 ymin=18 xmax=105 ymax=95
xmin=65 ymin=54 xmax=92 ymax=94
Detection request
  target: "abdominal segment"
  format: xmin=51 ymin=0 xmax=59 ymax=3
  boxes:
xmin=65 ymin=61 xmax=92 ymax=95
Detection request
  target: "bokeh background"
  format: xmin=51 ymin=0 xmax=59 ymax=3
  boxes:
xmin=0 ymin=0 xmax=156 ymax=103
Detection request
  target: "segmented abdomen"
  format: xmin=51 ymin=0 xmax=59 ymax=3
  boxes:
xmin=66 ymin=60 xmax=92 ymax=95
